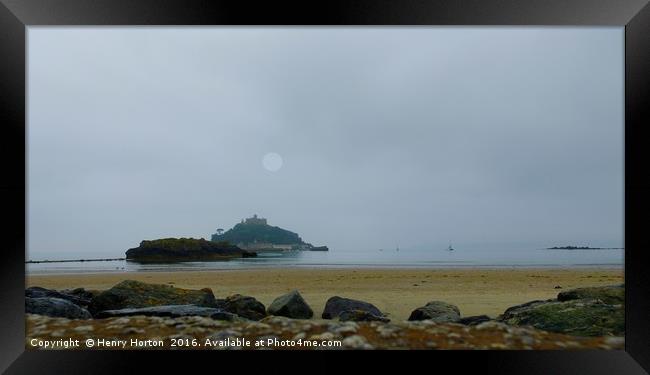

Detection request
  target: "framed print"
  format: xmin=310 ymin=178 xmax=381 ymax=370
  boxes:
xmin=1 ymin=0 xmax=649 ymax=373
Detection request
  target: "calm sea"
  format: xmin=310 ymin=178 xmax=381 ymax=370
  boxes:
xmin=27 ymin=245 xmax=624 ymax=274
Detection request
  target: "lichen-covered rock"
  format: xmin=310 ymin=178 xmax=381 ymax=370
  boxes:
xmin=26 ymin=287 xmax=91 ymax=307
xmin=322 ymin=296 xmax=383 ymax=319
xmin=557 ymin=284 xmax=624 ymax=305
xmin=87 ymin=280 xmax=218 ymax=315
xmin=498 ymin=298 xmax=624 ymax=336
xmin=267 ymin=290 xmax=313 ymax=319
xmin=458 ymin=315 xmax=492 ymax=326
xmin=338 ymin=309 xmax=390 ymax=323
xmin=223 ymin=294 xmax=267 ymax=321
xmin=94 ymin=304 xmax=240 ymax=321
xmin=26 ymin=297 xmax=92 ymax=319
xmin=501 ymin=299 xmax=552 ymax=314
xmin=408 ymin=301 xmax=460 ymax=323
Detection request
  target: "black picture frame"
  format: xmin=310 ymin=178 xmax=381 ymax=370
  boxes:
xmin=1 ymin=0 xmax=648 ymax=373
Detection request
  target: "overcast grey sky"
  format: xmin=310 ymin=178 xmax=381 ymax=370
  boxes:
xmin=27 ymin=27 xmax=623 ymax=259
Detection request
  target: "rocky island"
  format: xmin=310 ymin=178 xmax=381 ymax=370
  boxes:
xmin=211 ymin=215 xmax=328 ymax=252
xmin=123 ymin=215 xmax=327 ymax=263
xmin=125 ymin=238 xmax=256 ymax=263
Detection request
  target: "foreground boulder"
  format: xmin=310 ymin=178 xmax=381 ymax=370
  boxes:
xmin=557 ymin=284 xmax=624 ymax=305
xmin=498 ymin=298 xmax=624 ymax=336
xmin=322 ymin=296 xmax=384 ymax=319
xmin=339 ymin=309 xmax=390 ymax=322
xmin=88 ymin=280 xmax=218 ymax=315
xmin=223 ymin=294 xmax=267 ymax=321
xmin=94 ymin=305 xmax=240 ymax=321
xmin=458 ymin=315 xmax=492 ymax=326
xmin=26 ymin=297 xmax=92 ymax=319
xmin=62 ymin=288 xmax=98 ymax=302
xmin=408 ymin=301 xmax=461 ymax=323
xmin=26 ymin=287 xmax=91 ymax=307
xmin=267 ymin=290 xmax=313 ymax=319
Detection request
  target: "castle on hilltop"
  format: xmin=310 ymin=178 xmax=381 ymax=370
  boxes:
xmin=241 ymin=214 xmax=267 ymax=226
xmin=213 ymin=214 xmax=327 ymax=252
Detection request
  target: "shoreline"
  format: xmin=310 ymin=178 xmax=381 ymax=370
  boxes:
xmin=26 ymin=264 xmax=624 ymax=277
xmin=27 ymin=267 xmax=624 ymax=320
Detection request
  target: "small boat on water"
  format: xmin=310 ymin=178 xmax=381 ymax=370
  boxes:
xmin=447 ymin=242 xmax=454 ymax=251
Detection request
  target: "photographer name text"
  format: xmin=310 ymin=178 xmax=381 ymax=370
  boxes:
xmin=29 ymin=337 xmax=341 ymax=349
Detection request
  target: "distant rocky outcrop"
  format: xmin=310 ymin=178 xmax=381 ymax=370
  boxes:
xmin=408 ymin=301 xmax=461 ymax=323
xmin=267 ymin=290 xmax=313 ymax=319
xmin=546 ymin=246 xmax=623 ymax=250
xmin=309 ymin=246 xmax=329 ymax=251
xmin=321 ymin=296 xmax=384 ymax=319
xmin=26 ymin=297 xmax=92 ymax=319
xmin=497 ymin=285 xmax=624 ymax=337
xmin=88 ymin=280 xmax=219 ymax=315
xmin=125 ymin=238 xmax=255 ymax=262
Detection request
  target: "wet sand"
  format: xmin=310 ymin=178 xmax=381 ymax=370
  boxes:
xmin=26 ymin=268 xmax=623 ymax=321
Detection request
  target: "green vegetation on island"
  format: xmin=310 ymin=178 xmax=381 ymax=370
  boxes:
xmin=212 ymin=220 xmax=304 ymax=245
xmin=211 ymin=215 xmax=327 ymax=251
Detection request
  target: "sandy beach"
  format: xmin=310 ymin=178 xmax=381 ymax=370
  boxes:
xmin=27 ymin=268 xmax=623 ymax=321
